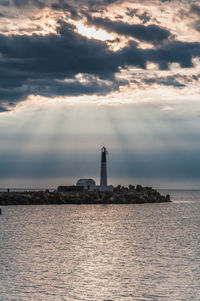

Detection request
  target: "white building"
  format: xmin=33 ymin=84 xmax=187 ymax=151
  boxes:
xmin=76 ymin=179 xmax=96 ymax=191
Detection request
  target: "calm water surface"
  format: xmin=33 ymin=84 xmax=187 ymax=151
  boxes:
xmin=0 ymin=190 xmax=200 ymax=301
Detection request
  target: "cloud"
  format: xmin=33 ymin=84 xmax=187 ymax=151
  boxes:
xmin=0 ymin=22 xmax=126 ymax=110
xmin=144 ymin=41 xmax=200 ymax=69
xmin=0 ymin=0 xmax=10 ymax=6
xmin=0 ymin=21 xmax=120 ymax=76
xmin=141 ymin=73 xmax=200 ymax=89
xmin=136 ymin=12 xmax=151 ymax=24
xmin=10 ymin=0 xmax=120 ymax=13
xmin=190 ymin=4 xmax=200 ymax=17
xmin=188 ymin=4 xmax=200 ymax=32
xmin=87 ymin=16 xmax=172 ymax=44
xmin=0 ymin=18 xmax=200 ymax=111
xmin=12 ymin=0 xmax=45 ymax=8
xmin=51 ymin=1 xmax=79 ymax=19
xmin=143 ymin=76 xmax=186 ymax=88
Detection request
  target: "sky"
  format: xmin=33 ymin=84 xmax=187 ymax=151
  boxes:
xmin=0 ymin=0 xmax=200 ymax=189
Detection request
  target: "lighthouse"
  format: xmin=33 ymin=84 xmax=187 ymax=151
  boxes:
xmin=100 ymin=146 xmax=107 ymax=188
xmin=98 ymin=146 xmax=113 ymax=192
xmin=76 ymin=146 xmax=113 ymax=192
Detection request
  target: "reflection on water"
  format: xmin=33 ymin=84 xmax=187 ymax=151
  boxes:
xmin=0 ymin=194 xmax=200 ymax=300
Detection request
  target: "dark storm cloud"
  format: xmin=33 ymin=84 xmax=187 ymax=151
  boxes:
xmin=0 ymin=21 xmax=120 ymax=76
xmin=0 ymin=20 xmax=200 ymax=111
xmin=87 ymin=16 xmax=171 ymax=44
xmin=119 ymin=40 xmax=200 ymax=70
xmin=144 ymin=41 xmax=200 ymax=69
xmin=0 ymin=22 xmax=126 ymax=110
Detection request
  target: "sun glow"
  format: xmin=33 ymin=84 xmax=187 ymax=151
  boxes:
xmin=76 ymin=22 xmax=115 ymax=41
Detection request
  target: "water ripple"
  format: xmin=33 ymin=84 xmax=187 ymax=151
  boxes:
xmin=0 ymin=201 xmax=200 ymax=300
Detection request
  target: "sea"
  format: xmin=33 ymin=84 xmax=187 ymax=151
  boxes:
xmin=0 ymin=190 xmax=199 ymax=301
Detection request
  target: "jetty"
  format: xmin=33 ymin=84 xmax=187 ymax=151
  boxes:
xmin=0 ymin=185 xmax=170 ymax=206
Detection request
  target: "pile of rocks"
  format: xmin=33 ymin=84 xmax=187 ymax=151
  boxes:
xmin=0 ymin=190 xmax=60 ymax=206
xmin=0 ymin=185 xmax=170 ymax=205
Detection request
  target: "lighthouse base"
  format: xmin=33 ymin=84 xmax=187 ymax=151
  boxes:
xmin=96 ymin=185 xmax=114 ymax=192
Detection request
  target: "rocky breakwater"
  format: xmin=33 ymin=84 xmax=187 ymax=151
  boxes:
xmin=0 ymin=185 xmax=171 ymax=205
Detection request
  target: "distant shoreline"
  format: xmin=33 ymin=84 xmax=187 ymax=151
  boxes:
xmin=1 ymin=188 xmax=200 ymax=192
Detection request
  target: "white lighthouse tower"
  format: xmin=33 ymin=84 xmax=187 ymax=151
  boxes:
xmin=100 ymin=146 xmax=107 ymax=188
xmin=98 ymin=146 xmax=113 ymax=192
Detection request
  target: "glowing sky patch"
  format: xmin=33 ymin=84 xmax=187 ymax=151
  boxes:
xmin=75 ymin=22 xmax=115 ymax=41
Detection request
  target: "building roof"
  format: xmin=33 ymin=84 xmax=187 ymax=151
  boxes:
xmin=76 ymin=179 xmax=96 ymax=186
